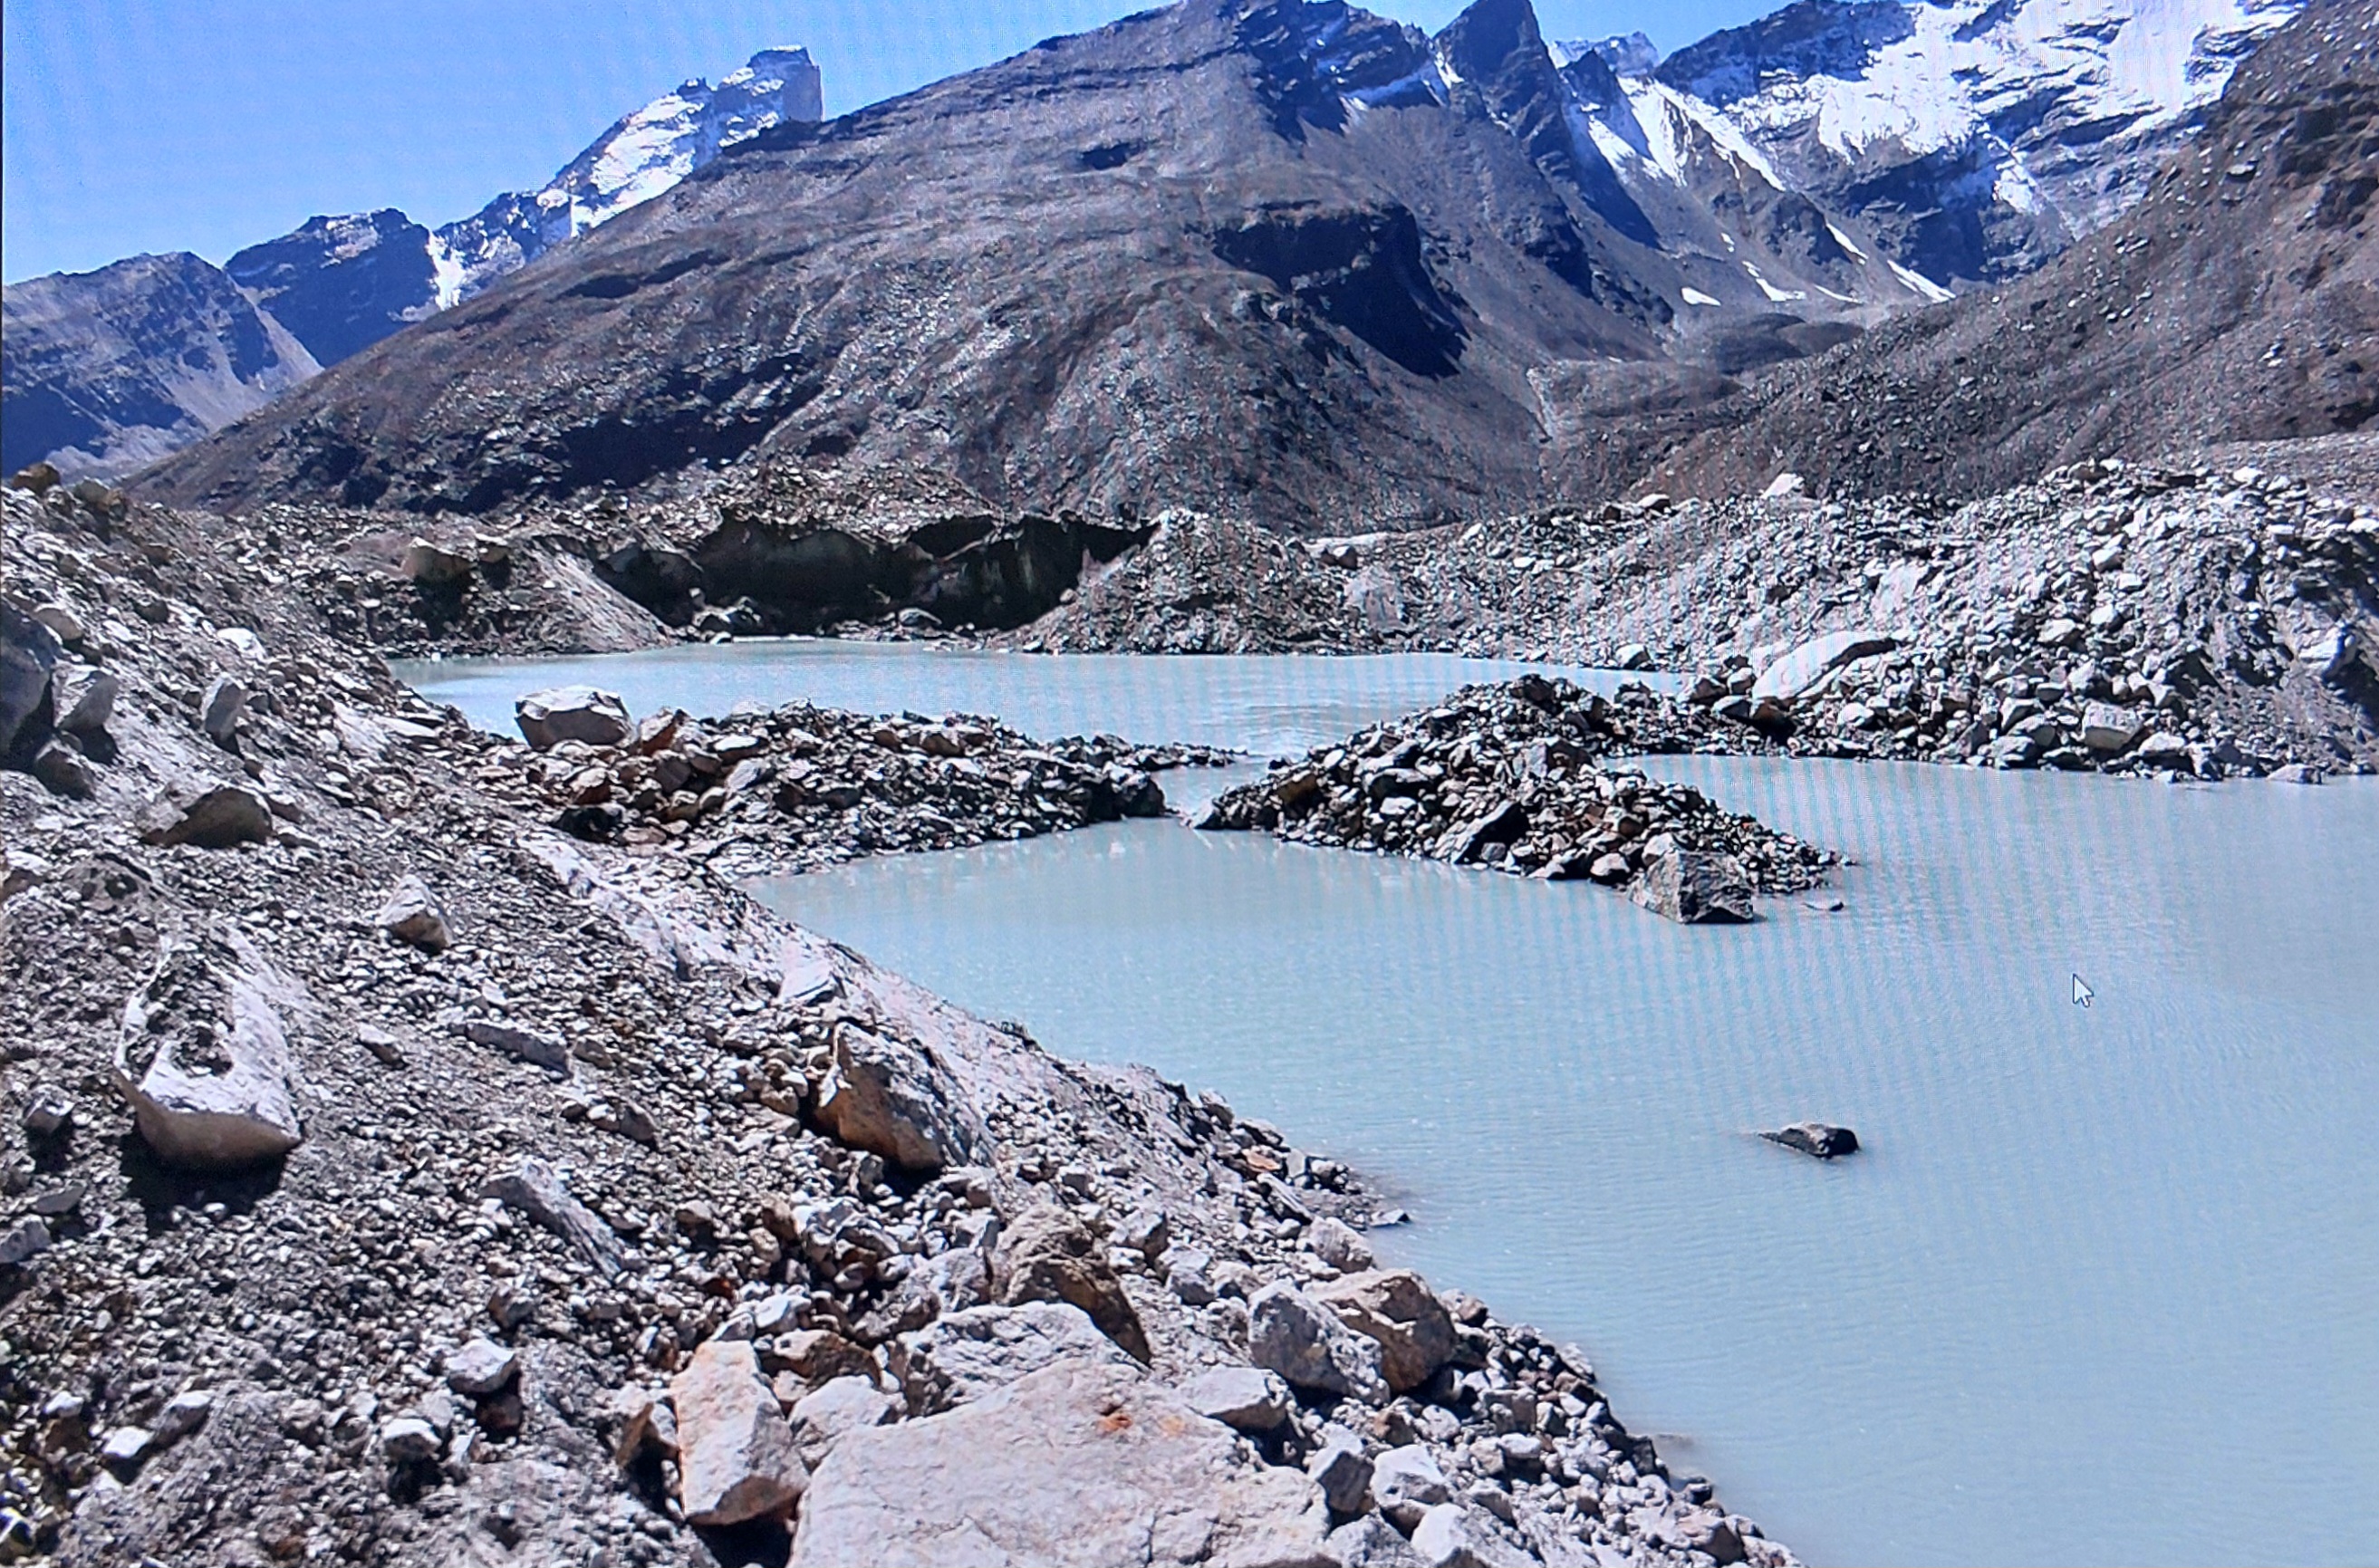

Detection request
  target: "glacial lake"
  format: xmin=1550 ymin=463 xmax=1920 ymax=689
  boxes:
xmin=400 ymin=640 xmax=2379 ymax=1568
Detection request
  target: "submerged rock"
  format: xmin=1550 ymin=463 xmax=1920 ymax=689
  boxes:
xmin=1761 ymin=1122 xmax=1861 ymax=1159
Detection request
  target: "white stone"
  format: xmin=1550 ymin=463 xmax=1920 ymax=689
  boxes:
xmin=790 ymin=1357 xmax=1329 ymax=1567
xmin=672 ymin=1339 xmax=807 ymax=1527
xmin=113 ymin=926 xmax=308 ymax=1169
xmin=1750 ymin=630 xmax=1895 ymax=703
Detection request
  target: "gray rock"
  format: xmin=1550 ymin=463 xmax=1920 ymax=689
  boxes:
xmin=1750 ymin=630 xmax=1894 ymax=703
xmin=199 ymin=675 xmax=248 ymax=745
xmin=1247 ymin=1282 xmax=1389 ymax=1402
xmin=1325 ymin=1514 xmax=1430 ymax=1568
xmin=1761 ymin=1122 xmax=1860 ymax=1159
xmin=32 ymin=740 xmax=97 ymax=798
xmin=49 ymin=664 xmax=117 ymax=735
xmin=787 ymin=1376 xmax=900 ymax=1467
xmin=374 ymin=874 xmax=451 ymax=952
xmin=113 ymin=925 xmax=308 ymax=1169
xmin=671 ymin=1338 xmax=807 ymax=1527
xmin=481 ymin=1159 xmax=624 ymax=1275
xmin=0 ymin=1216 xmax=52 ymax=1267
xmin=1166 ymin=1246 xmax=1218 ymax=1305
xmin=1 ymin=601 xmax=61 ymax=758
xmin=1629 ymin=849 xmax=1755 ymax=925
xmin=463 ymin=1018 xmax=570 ymax=1074
xmin=515 ymin=686 xmax=632 ymax=750
xmin=2079 ymin=703 xmax=2142 ymax=754
xmin=790 ymin=1357 xmax=1330 ymax=1567
xmin=1371 ymin=1445 xmax=1452 ymax=1532
xmin=814 ymin=1023 xmax=986 ymax=1174
xmin=1306 ymin=1217 xmax=1374 ymax=1272
xmin=891 ymin=1302 xmax=1131 ymax=1415
xmin=1411 ymin=1502 xmax=1532 ymax=1568
xmin=1309 ymin=1435 xmax=1375 ymax=1515
xmin=444 ymin=1337 xmax=519 ymax=1397
xmin=155 ymin=1390 xmax=215 ymax=1442
xmin=1178 ymin=1365 xmax=1293 ymax=1433
xmin=380 ymin=1416 xmax=439 ymax=1465
xmin=135 ymin=784 xmax=275 ymax=849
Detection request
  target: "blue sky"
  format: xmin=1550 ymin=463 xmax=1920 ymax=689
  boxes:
xmin=3 ymin=0 xmax=1775 ymax=284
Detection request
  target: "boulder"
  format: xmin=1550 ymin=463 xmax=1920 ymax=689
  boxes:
xmin=813 ymin=1024 xmax=986 ymax=1174
xmin=444 ymin=1338 xmax=519 ymax=1397
xmin=1178 ymin=1365 xmax=1294 ymax=1433
xmin=891 ymin=1302 xmax=1131 ymax=1415
xmin=994 ymin=1201 xmax=1151 ymax=1361
xmin=49 ymin=665 xmax=117 ymax=736
xmin=481 ymin=1159 xmax=625 ymax=1275
xmin=1305 ymin=1217 xmax=1374 ymax=1272
xmin=113 ymin=926 xmax=309 ymax=1169
xmin=135 ymin=784 xmax=275 ymax=850
xmin=1247 ymin=1282 xmax=1389 ymax=1402
xmin=2078 ymin=703 xmax=2142 ymax=754
xmin=1308 ymin=1435 xmax=1374 ymax=1515
xmin=1760 ymin=1122 xmax=1860 ymax=1160
xmin=1749 ymin=630 xmax=1894 ymax=703
xmin=671 ymin=1339 xmax=807 ymax=1527
xmin=790 ymin=1357 xmax=1331 ymax=1567
xmin=3 ymin=601 xmax=62 ymax=759
xmin=1310 ymin=1271 xmax=1456 ymax=1394
xmin=32 ymin=741 xmax=97 ymax=798
xmin=1325 ymin=1514 xmax=1429 ymax=1568
xmin=374 ymin=875 xmax=451 ymax=952
xmin=400 ymin=537 xmax=475 ymax=586
xmin=1410 ymin=1502 xmax=1531 ymax=1568
xmin=515 ymin=686 xmax=633 ymax=750
xmin=1629 ymin=849 xmax=1755 ymax=925
xmin=786 ymin=1376 xmax=900 ymax=1467
xmin=1440 ymin=801 xmax=1527 ymax=864
xmin=464 ymin=1018 xmax=570 ymax=1074
xmin=766 ymin=1328 xmax=881 ymax=1389
xmin=1370 ymin=1445 xmax=1452 ymax=1532
xmin=199 ymin=675 xmax=247 ymax=746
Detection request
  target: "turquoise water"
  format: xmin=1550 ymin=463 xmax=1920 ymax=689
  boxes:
xmin=402 ymin=643 xmax=2379 ymax=1567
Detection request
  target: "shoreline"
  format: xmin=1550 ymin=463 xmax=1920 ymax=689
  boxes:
xmin=3 ymin=490 xmax=1797 ymax=1563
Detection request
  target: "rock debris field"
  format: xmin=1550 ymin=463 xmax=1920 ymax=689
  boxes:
xmin=1 ymin=477 xmax=1799 ymax=1565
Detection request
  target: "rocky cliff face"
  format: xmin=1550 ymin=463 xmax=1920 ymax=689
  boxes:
xmin=0 ymin=254 xmax=320 ymax=479
xmin=225 ymin=210 xmax=441 ymax=370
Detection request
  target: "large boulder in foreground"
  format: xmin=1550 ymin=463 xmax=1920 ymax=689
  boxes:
xmin=671 ymin=1339 xmax=807 ymax=1527
xmin=515 ymin=686 xmax=632 ymax=750
xmin=134 ymin=784 xmax=275 ymax=850
xmin=113 ymin=925 xmax=309 ymax=1169
xmin=1311 ymin=1270 xmax=1457 ymax=1394
xmin=790 ymin=1357 xmax=1331 ymax=1567
xmin=1630 ymin=849 xmax=1756 ymax=925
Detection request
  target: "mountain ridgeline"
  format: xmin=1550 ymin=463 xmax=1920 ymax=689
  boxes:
xmin=129 ymin=0 xmax=2318 ymax=527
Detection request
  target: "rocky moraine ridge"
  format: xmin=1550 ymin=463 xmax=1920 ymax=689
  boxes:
xmin=2 ymin=488 xmax=1805 ymax=1565
xmin=1029 ymin=454 xmax=2379 ymax=781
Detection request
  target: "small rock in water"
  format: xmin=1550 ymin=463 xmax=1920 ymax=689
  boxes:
xmin=1761 ymin=1122 xmax=1860 ymax=1159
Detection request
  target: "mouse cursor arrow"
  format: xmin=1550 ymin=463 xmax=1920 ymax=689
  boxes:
xmin=2072 ymin=974 xmax=2095 ymax=1008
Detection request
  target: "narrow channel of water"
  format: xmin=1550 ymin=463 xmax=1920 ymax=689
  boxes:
xmin=401 ymin=643 xmax=2379 ymax=1567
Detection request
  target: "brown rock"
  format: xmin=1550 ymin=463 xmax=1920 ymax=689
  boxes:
xmin=994 ymin=1201 xmax=1151 ymax=1362
xmin=1311 ymin=1270 xmax=1457 ymax=1394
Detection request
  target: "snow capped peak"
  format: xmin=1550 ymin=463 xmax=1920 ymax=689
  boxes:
xmin=1548 ymin=32 xmax=1661 ymax=78
xmin=429 ymin=46 xmax=823 ymax=305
